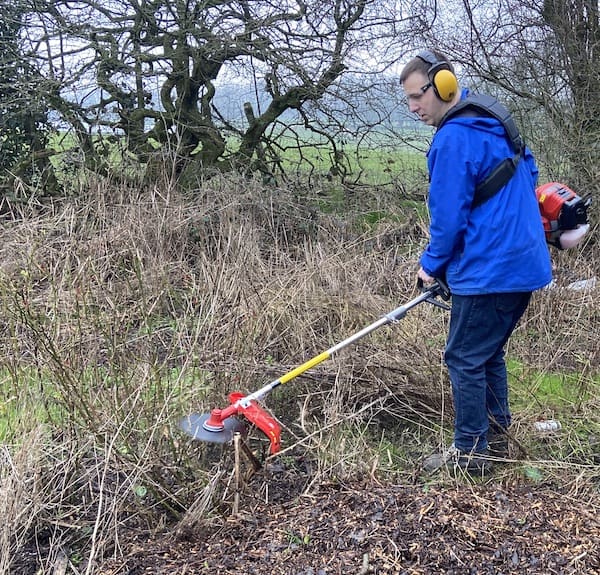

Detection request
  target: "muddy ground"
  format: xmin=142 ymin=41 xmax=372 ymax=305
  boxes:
xmin=94 ymin=462 xmax=600 ymax=575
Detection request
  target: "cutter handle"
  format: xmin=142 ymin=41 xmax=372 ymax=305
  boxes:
xmin=418 ymin=276 xmax=451 ymax=301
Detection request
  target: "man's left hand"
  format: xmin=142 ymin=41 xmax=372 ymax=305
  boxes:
xmin=417 ymin=267 xmax=435 ymax=286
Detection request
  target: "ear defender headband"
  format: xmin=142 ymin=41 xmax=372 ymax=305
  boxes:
xmin=417 ymin=50 xmax=459 ymax=102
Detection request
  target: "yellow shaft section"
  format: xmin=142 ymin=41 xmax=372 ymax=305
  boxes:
xmin=279 ymin=351 xmax=331 ymax=384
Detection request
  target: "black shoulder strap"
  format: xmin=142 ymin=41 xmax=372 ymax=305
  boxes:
xmin=438 ymin=94 xmax=525 ymax=209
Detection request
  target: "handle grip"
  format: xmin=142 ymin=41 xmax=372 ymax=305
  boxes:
xmin=418 ymin=276 xmax=451 ymax=301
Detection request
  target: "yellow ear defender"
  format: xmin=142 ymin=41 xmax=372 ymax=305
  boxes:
xmin=417 ymin=50 xmax=459 ymax=102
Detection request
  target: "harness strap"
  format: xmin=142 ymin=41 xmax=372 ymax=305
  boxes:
xmin=437 ymin=94 xmax=525 ymax=209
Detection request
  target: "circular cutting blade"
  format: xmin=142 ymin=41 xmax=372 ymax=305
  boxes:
xmin=179 ymin=413 xmax=247 ymax=444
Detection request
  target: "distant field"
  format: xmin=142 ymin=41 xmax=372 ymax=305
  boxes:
xmin=278 ymin=140 xmax=428 ymax=185
xmin=48 ymin=128 xmax=431 ymax=188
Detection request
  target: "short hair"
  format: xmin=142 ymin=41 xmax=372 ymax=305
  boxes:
xmin=399 ymin=50 xmax=454 ymax=84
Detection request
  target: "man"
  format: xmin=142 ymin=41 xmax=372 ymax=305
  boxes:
xmin=399 ymin=50 xmax=552 ymax=474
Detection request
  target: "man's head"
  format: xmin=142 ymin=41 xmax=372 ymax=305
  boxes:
xmin=400 ymin=50 xmax=460 ymax=127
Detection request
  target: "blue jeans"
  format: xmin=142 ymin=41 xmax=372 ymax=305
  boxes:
xmin=444 ymin=292 xmax=531 ymax=453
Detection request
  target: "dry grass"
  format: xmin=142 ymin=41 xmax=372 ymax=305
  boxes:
xmin=0 ymin=174 xmax=598 ymax=573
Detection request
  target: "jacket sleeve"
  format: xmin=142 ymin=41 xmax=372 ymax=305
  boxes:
xmin=419 ymin=126 xmax=478 ymax=277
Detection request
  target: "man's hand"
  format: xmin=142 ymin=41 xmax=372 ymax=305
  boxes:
xmin=417 ymin=267 xmax=435 ymax=286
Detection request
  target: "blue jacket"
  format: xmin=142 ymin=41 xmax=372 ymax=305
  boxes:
xmin=420 ymin=90 xmax=552 ymax=295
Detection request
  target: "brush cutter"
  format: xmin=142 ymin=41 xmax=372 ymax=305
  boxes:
xmin=179 ymin=279 xmax=450 ymax=455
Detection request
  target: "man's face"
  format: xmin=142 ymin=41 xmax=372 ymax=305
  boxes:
xmin=402 ymin=71 xmax=446 ymax=127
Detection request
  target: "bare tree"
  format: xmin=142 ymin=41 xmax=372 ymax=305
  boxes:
xmin=0 ymin=2 xmax=58 ymax=198
xmin=538 ymin=0 xmax=599 ymax=191
xmin=17 ymin=0 xmax=410 ymax=185
xmin=409 ymin=0 xmax=599 ymax=195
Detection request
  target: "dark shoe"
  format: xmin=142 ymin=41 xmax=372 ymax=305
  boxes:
xmin=423 ymin=444 xmax=493 ymax=476
xmin=453 ymin=446 xmax=493 ymax=476
xmin=488 ymin=428 xmax=509 ymax=459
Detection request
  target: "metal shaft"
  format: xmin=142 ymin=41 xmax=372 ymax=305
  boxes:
xmin=240 ymin=287 xmax=437 ymax=406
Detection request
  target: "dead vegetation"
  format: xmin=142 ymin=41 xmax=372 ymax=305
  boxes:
xmin=0 ymin=175 xmax=598 ymax=574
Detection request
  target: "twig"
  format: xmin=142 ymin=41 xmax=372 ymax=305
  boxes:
xmin=233 ymin=432 xmax=241 ymax=515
